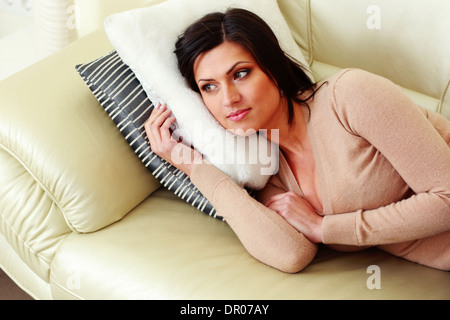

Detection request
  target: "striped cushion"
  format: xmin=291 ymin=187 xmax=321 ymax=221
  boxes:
xmin=76 ymin=50 xmax=222 ymax=220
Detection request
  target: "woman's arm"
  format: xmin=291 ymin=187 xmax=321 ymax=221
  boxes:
xmin=145 ymin=104 xmax=317 ymax=272
xmin=325 ymin=70 xmax=450 ymax=246
xmin=277 ymin=69 xmax=450 ymax=247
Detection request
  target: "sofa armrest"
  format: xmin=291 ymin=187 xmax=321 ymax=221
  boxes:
xmin=0 ymin=30 xmax=160 ymax=234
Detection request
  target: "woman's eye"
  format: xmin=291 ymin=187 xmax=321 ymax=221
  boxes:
xmin=234 ymin=69 xmax=250 ymax=80
xmin=201 ymin=83 xmax=217 ymax=93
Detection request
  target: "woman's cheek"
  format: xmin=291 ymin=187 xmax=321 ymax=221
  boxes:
xmin=203 ymin=98 xmax=224 ymax=124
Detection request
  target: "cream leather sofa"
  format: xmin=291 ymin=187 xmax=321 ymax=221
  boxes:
xmin=1 ymin=0 xmax=449 ymax=300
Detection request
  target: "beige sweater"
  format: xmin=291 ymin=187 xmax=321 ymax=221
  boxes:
xmin=190 ymin=69 xmax=450 ymax=272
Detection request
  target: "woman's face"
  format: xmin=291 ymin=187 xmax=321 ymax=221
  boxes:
xmin=193 ymin=41 xmax=284 ymax=135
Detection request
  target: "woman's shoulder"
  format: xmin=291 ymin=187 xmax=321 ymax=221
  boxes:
xmin=311 ymin=68 xmax=385 ymax=106
xmin=323 ymin=68 xmax=387 ymax=89
xmin=322 ymin=68 xmax=402 ymax=110
xmin=310 ymin=68 xmax=410 ymax=132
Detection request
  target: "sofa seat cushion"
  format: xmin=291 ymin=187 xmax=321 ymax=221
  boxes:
xmin=50 ymin=189 xmax=450 ymax=300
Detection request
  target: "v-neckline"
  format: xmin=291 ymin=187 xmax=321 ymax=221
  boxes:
xmin=278 ymin=151 xmax=324 ymax=215
xmin=275 ymin=107 xmax=330 ymax=215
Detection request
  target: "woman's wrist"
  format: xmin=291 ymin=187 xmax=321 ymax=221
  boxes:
xmin=172 ymin=146 xmax=203 ymax=176
xmin=314 ymin=217 xmax=324 ymax=243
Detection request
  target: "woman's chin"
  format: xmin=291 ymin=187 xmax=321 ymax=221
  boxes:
xmin=226 ymin=127 xmax=259 ymax=137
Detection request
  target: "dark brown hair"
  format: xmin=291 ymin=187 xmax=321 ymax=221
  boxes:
xmin=174 ymin=8 xmax=320 ymax=125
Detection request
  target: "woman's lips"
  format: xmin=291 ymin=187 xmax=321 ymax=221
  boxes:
xmin=227 ymin=108 xmax=251 ymax=122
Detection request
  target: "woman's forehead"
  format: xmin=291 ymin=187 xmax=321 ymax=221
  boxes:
xmin=193 ymin=41 xmax=255 ymax=81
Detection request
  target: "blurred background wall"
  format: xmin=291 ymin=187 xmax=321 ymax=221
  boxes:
xmin=0 ymin=0 xmax=155 ymax=81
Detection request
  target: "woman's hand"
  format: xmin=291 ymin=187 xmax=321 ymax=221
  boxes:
xmin=144 ymin=103 xmax=202 ymax=176
xmin=265 ymin=191 xmax=323 ymax=243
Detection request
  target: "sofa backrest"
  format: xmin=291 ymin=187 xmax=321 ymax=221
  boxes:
xmin=278 ymin=0 xmax=450 ymax=119
xmin=0 ymin=31 xmax=161 ymax=235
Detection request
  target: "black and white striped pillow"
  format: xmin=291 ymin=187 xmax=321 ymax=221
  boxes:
xmin=76 ymin=50 xmax=222 ymax=220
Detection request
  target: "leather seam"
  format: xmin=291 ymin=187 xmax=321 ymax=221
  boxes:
xmin=0 ymin=143 xmax=76 ymax=232
xmin=0 ymin=207 xmax=51 ymax=266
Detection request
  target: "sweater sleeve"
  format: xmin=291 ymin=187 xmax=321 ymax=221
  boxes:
xmin=322 ymin=69 xmax=450 ymax=246
xmin=190 ymin=161 xmax=317 ymax=273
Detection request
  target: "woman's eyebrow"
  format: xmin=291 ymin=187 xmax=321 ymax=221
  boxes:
xmin=226 ymin=61 xmax=250 ymax=75
xmin=198 ymin=61 xmax=250 ymax=83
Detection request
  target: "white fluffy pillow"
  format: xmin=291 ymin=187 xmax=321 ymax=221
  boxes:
xmin=104 ymin=0 xmax=312 ymax=190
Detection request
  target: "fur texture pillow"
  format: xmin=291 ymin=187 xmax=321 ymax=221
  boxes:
xmin=104 ymin=0 xmax=313 ymax=190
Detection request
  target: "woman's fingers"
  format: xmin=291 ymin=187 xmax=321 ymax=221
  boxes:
xmin=142 ymin=103 xmax=202 ymax=176
xmin=265 ymin=191 xmax=297 ymax=207
xmin=144 ymin=103 xmax=181 ymax=162
xmin=265 ymin=191 xmax=323 ymax=243
xmin=160 ymin=116 xmax=177 ymax=144
xmin=150 ymin=104 xmax=172 ymax=128
xmin=146 ymin=104 xmax=171 ymax=140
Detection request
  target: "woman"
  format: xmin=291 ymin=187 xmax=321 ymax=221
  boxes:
xmin=145 ymin=9 xmax=450 ymax=272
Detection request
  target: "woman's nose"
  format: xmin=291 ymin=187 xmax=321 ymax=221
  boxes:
xmin=222 ymin=84 xmax=241 ymax=108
